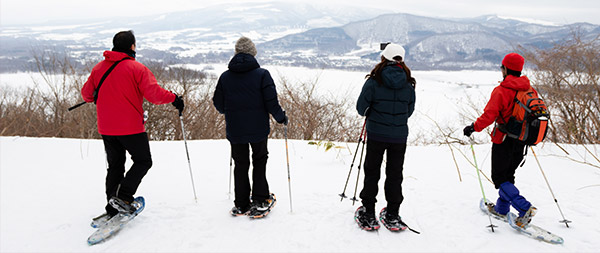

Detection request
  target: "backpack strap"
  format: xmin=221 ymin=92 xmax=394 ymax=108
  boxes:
xmin=498 ymin=88 xmax=519 ymax=125
xmin=93 ymin=58 xmax=129 ymax=104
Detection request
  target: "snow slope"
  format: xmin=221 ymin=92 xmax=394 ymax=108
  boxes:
xmin=1 ymin=136 xmax=599 ymax=252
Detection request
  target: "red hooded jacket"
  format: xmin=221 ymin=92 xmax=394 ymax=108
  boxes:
xmin=82 ymin=51 xmax=175 ymax=136
xmin=474 ymin=75 xmax=535 ymax=144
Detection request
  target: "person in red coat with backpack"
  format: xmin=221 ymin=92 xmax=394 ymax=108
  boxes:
xmin=81 ymin=30 xmax=184 ymax=219
xmin=463 ymin=53 xmax=537 ymax=228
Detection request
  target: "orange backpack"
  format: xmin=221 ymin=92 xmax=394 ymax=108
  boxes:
xmin=498 ymin=87 xmax=550 ymax=145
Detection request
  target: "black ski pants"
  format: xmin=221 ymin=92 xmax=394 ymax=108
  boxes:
xmin=491 ymin=137 xmax=526 ymax=189
xmin=102 ymin=132 xmax=152 ymax=215
xmin=360 ymin=139 xmax=407 ymax=216
xmin=231 ymin=138 xmax=270 ymax=209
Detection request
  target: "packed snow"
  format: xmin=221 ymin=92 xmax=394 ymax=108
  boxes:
xmin=1 ymin=69 xmax=599 ymax=252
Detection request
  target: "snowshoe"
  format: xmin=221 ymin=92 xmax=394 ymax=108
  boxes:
xmin=90 ymin=212 xmax=114 ymax=228
xmin=512 ymin=206 xmax=537 ymax=229
xmin=230 ymin=206 xmax=251 ymax=216
xmin=109 ymin=196 xmax=143 ymax=215
xmin=379 ymin=207 xmax=407 ymax=232
xmin=248 ymin=193 xmax=276 ymax=219
xmin=479 ymin=198 xmax=507 ymax=222
xmin=354 ymin=206 xmax=380 ymax=231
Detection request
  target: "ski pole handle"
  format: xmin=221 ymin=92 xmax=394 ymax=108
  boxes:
xmin=68 ymin=101 xmax=87 ymax=111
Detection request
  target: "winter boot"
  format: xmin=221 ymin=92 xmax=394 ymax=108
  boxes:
xmin=248 ymin=193 xmax=276 ymax=219
xmin=379 ymin=207 xmax=407 ymax=231
xmin=354 ymin=206 xmax=380 ymax=231
xmin=230 ymin=206 xmax=251 ymax=216
xmin=514 ymin=206 xmax=537 ymax=228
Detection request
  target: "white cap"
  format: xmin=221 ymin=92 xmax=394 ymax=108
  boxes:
xmin=381 ymin=43 xmax=405 ymax=61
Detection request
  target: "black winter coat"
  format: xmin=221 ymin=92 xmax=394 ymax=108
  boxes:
xmin=356 ymin=64 xmax=416 ymax=141
xmin=213 ymin=53 xmax=285 ymax=144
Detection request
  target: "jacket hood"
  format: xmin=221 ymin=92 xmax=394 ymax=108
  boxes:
xmin=381 ymin=65 xmax=408 ymax=90
xmin=500 ymin=75 xmax=531 ymax=91
xmin=228 ymin=53 xmax=260 ymax=73
xmin=103 ymin=51 xmax=134 ymax=62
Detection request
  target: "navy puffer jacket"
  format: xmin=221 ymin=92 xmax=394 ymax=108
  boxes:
xmin=213 ymin=53 xmax=285 ymax=144
xmin=356 ymin=64 xmax=416 ymax=141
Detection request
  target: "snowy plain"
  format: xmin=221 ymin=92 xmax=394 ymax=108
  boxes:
xmin=1 ymin=68 xmax=600 ymax=252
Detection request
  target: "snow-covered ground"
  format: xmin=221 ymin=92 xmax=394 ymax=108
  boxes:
xmin=1 ymin=136 xmax=599 ymax=252
xmin=1 ymin=68 xmax=599 ymax=251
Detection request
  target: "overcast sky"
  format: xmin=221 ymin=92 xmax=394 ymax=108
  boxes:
xmin=1 ymin=0 xmax=600 ymax=26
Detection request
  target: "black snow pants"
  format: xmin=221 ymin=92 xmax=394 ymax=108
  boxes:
xmin=360 ymin=139 xmax=407 ymax=216
xmin=491 ymin=137 xmax=526 ymax=189
xmin=231 ymin=138 xmax=270 ymax=209
xmin=102 ymin=132 xmax=152 ymax=215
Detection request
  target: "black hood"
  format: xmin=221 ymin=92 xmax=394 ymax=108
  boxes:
xmin=228 ymin=53 xmax=260 ymax=73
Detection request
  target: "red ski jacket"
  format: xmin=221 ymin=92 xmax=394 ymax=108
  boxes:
xmin=474 ymin=75 xmax=535 ymax=144
xmin=82 ymin=51 xmax=175 ymax=136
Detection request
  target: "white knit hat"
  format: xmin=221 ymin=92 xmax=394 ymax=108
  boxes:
xmin=235 ymin=36 xmax=257 ymax=56
xmin=381 ymin=43 xmax=405 ymax=61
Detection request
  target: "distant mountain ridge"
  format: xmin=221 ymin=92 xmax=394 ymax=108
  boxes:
xmin=260 ymin=13 xmax=600 ymax=69
xmin=1 ymin=2 xmax=599 ymax=72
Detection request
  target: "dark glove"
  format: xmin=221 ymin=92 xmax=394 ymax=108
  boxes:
xmin=277 ymin=112 xmax=288 ymax=125
xmin=463 ymin=123 xmax=475 ymax=137
xmin=172 ymin=95 xmax=184 ymax=115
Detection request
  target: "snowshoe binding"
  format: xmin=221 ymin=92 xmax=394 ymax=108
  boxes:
xmin=512 ymin=206 xmax=537 ymax=229
xmin=230 ymin=206 xmax=251 ymax=216
xmin=354 ymin=206 xmax=380 ymax=231
xmin=248 ymin=193 xmax=276 ymax=219
xmin=379 ymin=207 xmax=407 ymax=232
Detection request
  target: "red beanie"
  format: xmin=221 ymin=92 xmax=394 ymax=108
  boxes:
xmin=502 ymin=53 xmax=525 ymax=71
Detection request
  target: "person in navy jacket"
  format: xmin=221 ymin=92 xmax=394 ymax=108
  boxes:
xmin=354 ymin=43 xmax=416 ymax=230
xmin=213 ymin=36 xmax=287 ymax=216
xmin=82 ymin=30 xmax=183 ymax=218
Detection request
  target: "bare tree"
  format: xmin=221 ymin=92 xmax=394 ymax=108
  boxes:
xmin=520 ymin=31 xmax=600 ymax=144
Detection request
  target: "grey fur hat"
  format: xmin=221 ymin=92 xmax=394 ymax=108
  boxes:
xmin=235 ymin=36 xmax=257 ymax=56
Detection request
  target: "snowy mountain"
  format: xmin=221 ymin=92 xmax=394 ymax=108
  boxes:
xmin=1 ymin=2 xmax=599 ymax=72
xmin=261 ymin=13 xmax=600 ymax=69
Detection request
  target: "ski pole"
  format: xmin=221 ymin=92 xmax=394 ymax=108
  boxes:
xmin=68 ymin=101 xmax=87 ymax=111
xmin=470 ymin=137 xmax=497 ymax=232
xmin=350 ymin=132 xmax=367 ymax=206
xmin=530 ymin=146 xmax=572 ymax=227
xmin=339 ymin=119 xmax=367 ymax=201
xmin=179 ymin=112 xmax=198 ymax=202
xmin=228 ymin=150 xmax=233 ymax=200
xmin=284 ymin=124 xmax=293 ymax=213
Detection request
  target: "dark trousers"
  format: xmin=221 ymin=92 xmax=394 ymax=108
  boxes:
xmin=102 ymin=132 xmax=152 ymax=215
xmin=231 ymin=139 xmax=269 ymax=209
xmin=359 ymin=139 xmax=407 ymax=215
xmin=491 ymin=137 xmax=525 ymax=189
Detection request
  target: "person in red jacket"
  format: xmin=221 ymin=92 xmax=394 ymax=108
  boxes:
xmin=81 ymin=31 xmax=184 ymax=218
xmin=463 ymin=53 xmax=537 ymax=228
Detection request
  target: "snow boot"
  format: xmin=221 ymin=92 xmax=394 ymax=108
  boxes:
xmin=248 ymin=193 xmax=276 ymax=219
xmin=514 ymin=206 xmax=537 ymax=228
xmin=379 ymin=207 xmax=407 ymax=231
xmin=354 ymin=206 xmax=380 ymax=231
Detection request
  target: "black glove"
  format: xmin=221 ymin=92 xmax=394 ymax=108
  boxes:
xmin=277 ymin=112 xmax=288 ymax=125
xmin=172 ymin=95 xmax=184 ymax=115
xmin=463 ymin=123 xmax=475 ymax=137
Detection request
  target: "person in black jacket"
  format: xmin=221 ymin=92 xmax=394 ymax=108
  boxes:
xmin=354 ymin=43 xmax=416 ymax=231
xmin=213 ymin=36 xmax=287 ymax=217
